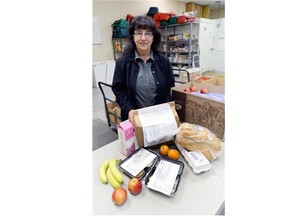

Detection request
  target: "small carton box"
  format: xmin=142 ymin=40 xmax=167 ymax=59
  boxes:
xmin=117 ymin=120 xmax=136 ymax=157
xmin=176 ymin=143 xmax=211 ymax=174
xmin=107 ymin=102 xmax=121 ymax=125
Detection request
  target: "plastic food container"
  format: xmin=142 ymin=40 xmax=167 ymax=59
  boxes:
xmin=118 ymin=147 xmax=158 ymax=179
xmin=144 ymin=156 xmax=184 ymax=196
xmin=119 ymin=147 xmax=185 ymax=196
xmin=176 ymin=143 xmax=211 ymax=174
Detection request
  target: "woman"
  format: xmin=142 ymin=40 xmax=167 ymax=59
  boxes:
xmin=112 ymin=16 xmax=175 ymax=123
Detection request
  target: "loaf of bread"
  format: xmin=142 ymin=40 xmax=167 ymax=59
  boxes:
xmin=175 ymin=123 xmax=222 ymax=161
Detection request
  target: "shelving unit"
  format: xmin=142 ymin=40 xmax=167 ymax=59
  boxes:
xmin=160 ymin=21 xmax=200 ymax=76
xmin=112 ymin=38 xmax=128 ymax=60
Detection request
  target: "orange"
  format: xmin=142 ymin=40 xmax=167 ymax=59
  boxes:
xmin=167 ymin=149 xmax=180 ymax=160
xmin=159 ymin=145 xmax=169 ymax=156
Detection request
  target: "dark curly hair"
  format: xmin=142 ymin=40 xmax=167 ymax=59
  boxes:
xmin=124 ymin=16 xmax=162 ymax=54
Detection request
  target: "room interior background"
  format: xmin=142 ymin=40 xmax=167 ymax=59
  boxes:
xmin=93 ymin=0 xmax=225 ymax=62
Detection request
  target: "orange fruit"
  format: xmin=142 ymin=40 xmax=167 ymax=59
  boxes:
xmin=167 ymin=149 xmax=180 ymax=160
xmin=159 ymin=145 xmax=169 ymax=156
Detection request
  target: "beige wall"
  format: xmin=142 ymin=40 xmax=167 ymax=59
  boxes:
xmin=93 ymin=0 xmax=186 ymax=62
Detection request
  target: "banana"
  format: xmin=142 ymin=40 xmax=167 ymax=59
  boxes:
xmin=109 ymin=159 xmax=124 ymax=183
xmin=99 ymin=159 xmax=111 ymax=184
xmin=106 ymin=166 xmax=121 ymax=189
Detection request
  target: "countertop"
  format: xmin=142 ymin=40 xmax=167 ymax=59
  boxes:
xmin=93 ymin=140 xmax=225 ymax=215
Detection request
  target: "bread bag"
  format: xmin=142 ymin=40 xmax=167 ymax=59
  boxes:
xmin=175 ymin=123 xmax=222 ymax=161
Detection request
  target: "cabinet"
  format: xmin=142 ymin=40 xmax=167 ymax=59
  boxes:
xmin=112 ymin=38 xmax=128 ymax=60
xmin=160 ymin=21 xmax=200 ymax=75
xmin=93 ymin=61 xmax=116 ymax=87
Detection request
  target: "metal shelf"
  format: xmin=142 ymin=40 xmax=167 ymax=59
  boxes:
xmin=161 ymin=22 xmax=200 ymax=73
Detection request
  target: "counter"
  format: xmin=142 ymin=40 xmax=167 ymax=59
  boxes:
xmin=93 ymin=140 xmax=225 ymax=215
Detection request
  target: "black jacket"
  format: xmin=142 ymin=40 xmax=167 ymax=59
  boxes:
xmin=112 ymin=51 xmax=175 ymax=121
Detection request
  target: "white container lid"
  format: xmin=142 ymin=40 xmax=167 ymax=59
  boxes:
xmin=176 ymin=143 xmax=211 ymax=174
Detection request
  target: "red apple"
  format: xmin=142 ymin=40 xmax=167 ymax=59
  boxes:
xmin=190 ymin=85 xmax=197 ymax=92
xmin=200 ymin=88 xmax=208 ymax=94
xmin=184 ymin=87 xmax=191 ymax=93
xmin=112 ymin=187 xmax=127 ymax=206
xmin=128 ymin=177 xmax=142 ymax=195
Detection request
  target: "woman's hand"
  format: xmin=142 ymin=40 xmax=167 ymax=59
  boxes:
xmin=128 ymin=109 xmax=136 ymax=124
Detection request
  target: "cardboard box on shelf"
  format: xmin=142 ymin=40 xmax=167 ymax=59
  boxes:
xmin=202 ymin=5 xmax=210 ymax=18
xmin=172 ymin=82 xmax=225 ymax=140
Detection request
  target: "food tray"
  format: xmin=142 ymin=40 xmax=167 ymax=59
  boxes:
xmin=118 ymin=147 xmax=159 ymax=180
xmin=144 ymin=156 xmax=184 ymax=196
xmin=119 ymin=147 xmax=185 ymax=196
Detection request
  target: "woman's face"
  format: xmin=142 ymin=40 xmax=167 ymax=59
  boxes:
xmin=133 ymin=29 xmax=154 ymax=53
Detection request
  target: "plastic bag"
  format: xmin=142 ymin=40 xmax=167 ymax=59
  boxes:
xmin=175 ymin=122 xmax=222 ymax=161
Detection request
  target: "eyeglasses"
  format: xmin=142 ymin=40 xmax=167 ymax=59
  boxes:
xmin=134 ymin=31 xmax=153 ymax=38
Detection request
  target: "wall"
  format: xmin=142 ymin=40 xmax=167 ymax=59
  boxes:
xmin=93 ymin=0 xmax=186 ymax=62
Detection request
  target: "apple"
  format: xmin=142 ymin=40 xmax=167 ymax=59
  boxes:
xmin=112 ymin=187 xmax=127 ymax=206
xmin=184 ymin=87 xmax=191 ymax=93
xmin=128 ymin=177 xmax=142 ymax=195
xmin=190 ymin=85 xmax=197 ymax=92
xmin=200 ymin=88 xmax=208 ymax=94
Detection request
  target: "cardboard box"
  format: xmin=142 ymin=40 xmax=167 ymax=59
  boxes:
xmin=133 ymin=102 xmax=180 ymax=148
xmin=107 ymin=102 xmax=121 ymax=125
xmin=203 ymin=77 xmax=225 ymax=87
xmin=172 ymin=82 xmax=225 ymax=140
xmin=202 ymin=5 xmax=210 ymax=18
xmin=179 ymin=68 xmax=202 ymax=83
xmin=193 ymin=75 xmax=214 ymax=83
xmin=117 ymin=120 xmax=136 ymax=157
xmin=202 ymin=71 xmax=225 ymax=79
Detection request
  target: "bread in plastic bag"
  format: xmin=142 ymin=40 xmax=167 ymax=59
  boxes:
xmin=175 ymin=123 xmax=222 ymax=161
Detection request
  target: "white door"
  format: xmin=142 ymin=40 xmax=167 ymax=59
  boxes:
xmin=214 ymin=18 xmax=225 ymax=73
xmin=199 ymin=19 xmax=217 ymax=72
xmin=93 ymin=61 xmax=107 ymax=88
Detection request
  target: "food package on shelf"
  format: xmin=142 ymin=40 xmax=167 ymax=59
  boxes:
xmin=175 ymin=122 xmax=222 ymax=161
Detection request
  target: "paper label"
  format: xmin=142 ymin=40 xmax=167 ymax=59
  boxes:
xmin=137 ymin=103 xmax=178 ymax=147
xmin=147 ymin=160 xmax=180 ymax=195
xmin=120 ymin=148 xmax=157 ymax=177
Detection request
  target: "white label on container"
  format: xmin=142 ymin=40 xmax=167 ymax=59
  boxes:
xmin=137 ymin=103 xmax=178 ymax=146
xmin=120 ymin=148 xmax=157 ymax=177
xmin=147 ymin=160 xmax=180 ymax=196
